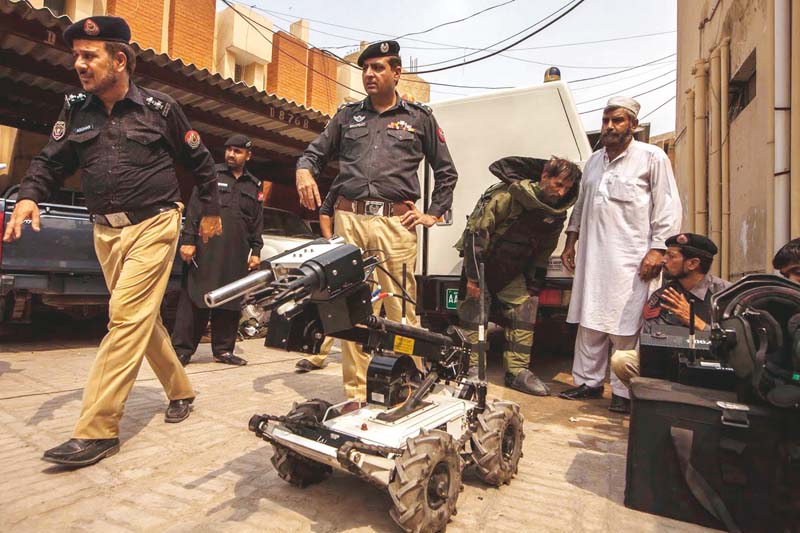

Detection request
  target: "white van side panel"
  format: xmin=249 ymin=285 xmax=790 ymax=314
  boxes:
xmin=423 ymin=81 xmax=592 ymax=278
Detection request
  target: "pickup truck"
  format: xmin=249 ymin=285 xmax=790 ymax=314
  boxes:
xmin=0 ymin=191 xmax=315 ymax=326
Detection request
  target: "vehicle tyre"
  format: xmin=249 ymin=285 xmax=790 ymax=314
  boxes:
xmin=388 ymin=429 xmax=462 ymax=533
xmin=471 ymin=400 xmax=524 ymax=486
xmin=270 ymin=399 xmax=336 ymax=488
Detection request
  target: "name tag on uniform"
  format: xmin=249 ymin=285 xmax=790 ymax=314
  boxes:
xmin=73 ymin=124 xmax=93 ymax=134
xmin=218 ymin=182 xmax=230 ymax=190
xmin=348 ymin=122 xmax=366 ymax=129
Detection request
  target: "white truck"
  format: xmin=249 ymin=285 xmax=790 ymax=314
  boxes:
xmin=415 ymin=80 xmax=592 ymax=332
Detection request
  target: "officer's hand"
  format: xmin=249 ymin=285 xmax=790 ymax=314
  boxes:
xmin=466 ymin=279 xmax=480 ymax=299
xmin=3 ymin=199 xmax=40 ymax=243
xmin=399 ymin=201 xmax=437 ymax=230
xmin=561 ymin=246 xmax=576 ymax=272
xmin=179 ymin=245 xmax=196 ymax=263
xmin=639 ymin=249 xmax=665 ymax=281
xmin=199 ymin=216 xmax=223 ymax=244
xmin=660 ymin=287 xmax=707 ymax=330
xmin=247 ymin=255 xmax=260 ymax=271
xmin=296 ymin=169 xmax=321 ymax=210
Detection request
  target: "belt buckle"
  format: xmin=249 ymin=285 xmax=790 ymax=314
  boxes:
xmin=103 ymin=212 xmax=132 ymax=228
xmin=364 ymin=200 xmax=384 ymax=216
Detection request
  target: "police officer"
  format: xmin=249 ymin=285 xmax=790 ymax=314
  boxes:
xmin=171 ymin=134 xmax=264 ymax=366
xmin=296 ymin=41 xmax=458 ymax=403
xmin=3 ymin=16 xmax=222 ymax=467
xmin=610 ymin=233 xmax=731 ymax=412
xmin=456 ymin=156 xmax=582 ymax=396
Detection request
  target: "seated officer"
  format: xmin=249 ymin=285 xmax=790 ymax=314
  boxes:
xmin=773 ymin=238 xmax=800 ymax=283
xmin=610 ymin=233 xmax=731 ymax=413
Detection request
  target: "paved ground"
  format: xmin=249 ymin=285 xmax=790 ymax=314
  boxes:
xmin=0 ymin=321 xmax=715 ymax=532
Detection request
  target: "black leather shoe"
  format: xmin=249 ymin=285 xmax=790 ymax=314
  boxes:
xmin=294 ymin=358 xmax=323 ymax=373
xmin=42 ymin=438 xmax=120 ymax=467
xmin=213 ymin=352 xmax=247 ymax=366
xmin=558 ymin=383 xmax=604 ymax=400
xmin=608 ymin=393 xmax=631 ymax=414
xmin=505 ymin=370 xmax=550 ymax=396
xmin=165 ymin=398 xmax=194 ymax=423
xmin=177 ymin=353 xmax=192 ymax=367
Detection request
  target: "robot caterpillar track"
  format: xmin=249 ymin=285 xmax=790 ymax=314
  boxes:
xmin=209 ymin=239 xmax=525 ymax=532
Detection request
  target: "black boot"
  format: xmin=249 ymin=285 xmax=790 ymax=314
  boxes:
xmin=42 ymin=438 xmax=120 ymax=467
xmin=608 ymin=393 xmax=631 ymax=414
xmin=505 ymin=369 xmax=550 ymax=396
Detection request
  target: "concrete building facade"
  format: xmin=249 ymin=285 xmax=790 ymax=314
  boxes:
xmin=675 ymin=0 xmax=800 ymax=279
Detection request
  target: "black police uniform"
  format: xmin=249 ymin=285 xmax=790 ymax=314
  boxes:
xmin=171 ymin=162 xmax=264 ymax=362
xmin=642 ymin=233 xmax=732 ymax=332
xmin=19 ymin=83 xmax=219 ymax=217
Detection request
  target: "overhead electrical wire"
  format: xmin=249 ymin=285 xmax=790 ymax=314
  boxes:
xmin=393 ymin=0 xmax=516 ymax=40
xmin=578 ymin=78 xmax=676 ymax=114
xmin=575 ymin=69 xmax=677 ymax=105
xmin=412 ymin=0 xmax=587 ymax=75
xmin=639 ymin=95 xmax=677 ymax=121
xmin=570 ymin=53 xmax=677 ymax=83
xmin=411 ymin=0 xmax=582 ymax=70
xmin=220 ymin=0 xmax=368 ymax=97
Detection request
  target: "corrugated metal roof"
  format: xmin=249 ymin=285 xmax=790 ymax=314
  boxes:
xmin=0 ymin=0 xmax=330 ymax=161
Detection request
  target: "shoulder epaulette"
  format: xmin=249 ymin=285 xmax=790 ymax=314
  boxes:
xmin=145 ymin=95 xmax=172 ymax=118
xmin=407 ymin=100 xmax=433 ymax=115
xmin=64 ymin=92 xmax=87 ymax=111
xmin=337 ymin=101 xmax=359 ymax=113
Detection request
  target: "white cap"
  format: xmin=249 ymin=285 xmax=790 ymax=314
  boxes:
xmin=605 ymin=96 xmax=640 ymax=117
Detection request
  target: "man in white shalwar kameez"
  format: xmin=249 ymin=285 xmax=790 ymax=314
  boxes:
xmin=558 ymin=96 xmax=682 ymax=413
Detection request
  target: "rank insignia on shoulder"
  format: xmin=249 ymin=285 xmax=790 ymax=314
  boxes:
xmin=51 ymin=120 xmax=66 ymax=141
xmin=146 ymin=96 xmax=171 ymax=118
xmin=184 ymin=130 xmax=201 ymax=150
xmin=408 ymin=100 xmax=432 ymax=114
xmin=64 ymin=93 xmax=87 ymax=110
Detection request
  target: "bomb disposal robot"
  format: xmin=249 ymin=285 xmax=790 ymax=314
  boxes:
xmin=206 ymin=238 xmax=525 ymax=532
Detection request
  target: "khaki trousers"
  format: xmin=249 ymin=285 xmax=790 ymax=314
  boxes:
xmin=73 ymin=208 xmax=194 ymax=439
xmin=610 ymin=349 xmax=640 ymax=388
xmin=334 ymin=210 xmax=419 ymax=400
xmin=303 ymin=336 xmax=335 ymax=367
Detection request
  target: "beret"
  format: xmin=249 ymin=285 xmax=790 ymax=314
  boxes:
xmin=224 ymin=134 xmax=252 ymax=149
xmin=64 ymin=16 xmax=131 ymax=47
xmin=666 ymin=233 xmax=719 ymax=257
xmin=357 ymin=40 xmax=400 ymax=67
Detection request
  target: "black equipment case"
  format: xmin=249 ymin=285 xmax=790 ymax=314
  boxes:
xmin=625 ymin=377 xmax=800 ymax=532
xmin=639 ymin=325 xmax=738 ymax=392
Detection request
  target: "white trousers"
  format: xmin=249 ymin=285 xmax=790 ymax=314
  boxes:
xmin=572 ymin=325 xmax=638 ymax=399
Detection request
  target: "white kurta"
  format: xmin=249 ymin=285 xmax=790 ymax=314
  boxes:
xmin=566 ymin=140 xmax=682 ymax=335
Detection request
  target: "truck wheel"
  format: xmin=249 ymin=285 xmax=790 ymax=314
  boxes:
xmin=270 ymin=399 xmax=335 ymax=488
xmin=388 ymin=429 xmax=462 ymax=533
xmin=471 ymin=400 xmax=524 ymax=486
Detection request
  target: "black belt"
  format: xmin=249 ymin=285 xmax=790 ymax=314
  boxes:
xmin=92 ymin=204 xmax=177 ymax=228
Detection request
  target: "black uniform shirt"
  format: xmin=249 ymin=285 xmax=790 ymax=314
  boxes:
xmin=297 ymin=95 xmax=458 ymax=218
xmin=18 ymin=83 xmax=219 ymax=216
xmin=642 ymin=274 xmax=732 ymax=332
xmin=181 ymin=163 xmax=264 ymax=256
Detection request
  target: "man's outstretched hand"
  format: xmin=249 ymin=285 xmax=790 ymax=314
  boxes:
xmin=3 ymin=199 xmax=40 ymax=242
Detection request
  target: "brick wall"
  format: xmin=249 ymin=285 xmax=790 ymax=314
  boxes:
xmin=306 ymin=48 xmax=338 ymax=115
xmin=106 ymin=0 xmax=163 ymax=52
xmin=168 ymin=0 xmax=215 ymax=69
xmin=266 ymin=31 xmax=308 ymax=105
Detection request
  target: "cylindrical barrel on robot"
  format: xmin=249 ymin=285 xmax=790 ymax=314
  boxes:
xmin=204 ymin=269 xmax=275 ymax=308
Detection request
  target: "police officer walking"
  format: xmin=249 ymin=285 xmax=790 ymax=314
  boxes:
xmin=456 ymin=156 xmax=582 ymax=395
xmin=3 ymin=16 xmax=222 ymax=467
xmin=296 ymin=41 xmax=458 ymax=403
xmin=171 ymin=134 xmax=264 ymax=366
